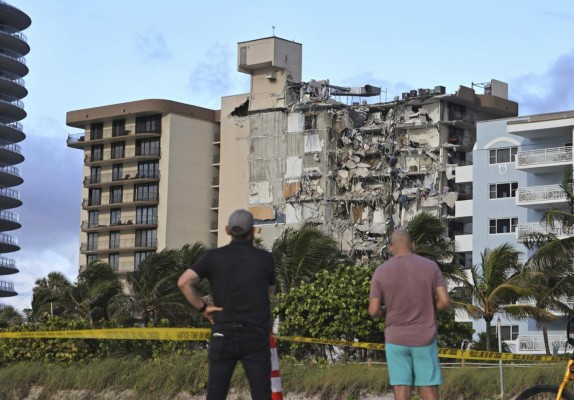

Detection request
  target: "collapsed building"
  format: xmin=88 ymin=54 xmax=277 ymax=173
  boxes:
xmin=218 ymin=37 xmax=518 ymax=264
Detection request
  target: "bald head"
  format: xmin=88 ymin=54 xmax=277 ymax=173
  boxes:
xmin=390 ymin=229 xmax=414 ymax=256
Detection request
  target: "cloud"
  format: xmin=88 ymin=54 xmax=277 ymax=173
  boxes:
xmin=511 ymin=49 xmax=574 ymax=115
xmin=1 ymin=133 xmax=83 ymax=311
xmin=544 ymin=11 xmax=574 ymax=22
xmin=187 ymin=43 xmax=250 ymax=108
xmin=135 ymin=30 xmax=172 ymax=62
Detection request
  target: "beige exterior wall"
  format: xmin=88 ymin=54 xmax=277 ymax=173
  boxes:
xmin=217 ymin=94 xmax=250 ymax=246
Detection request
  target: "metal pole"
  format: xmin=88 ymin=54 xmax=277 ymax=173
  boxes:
xmin=497 ymin=317 xmax=504 ymax=398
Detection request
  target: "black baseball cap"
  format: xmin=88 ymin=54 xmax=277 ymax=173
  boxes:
xmin=228 ymin=209 xmax=254 ymax=235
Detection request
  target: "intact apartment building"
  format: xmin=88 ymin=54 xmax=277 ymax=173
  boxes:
xmin=0 ymin=1 xmax=30 ymax=297
xmin=456 ymin=111 xmax=574 ymax=354
xmin=66 ymin=100 xmax=220 ymax=273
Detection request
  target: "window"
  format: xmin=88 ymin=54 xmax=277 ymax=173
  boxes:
xmin=86 ymin=255 xmax=98 ymax=265
xmin=89 ymin=166 xmax=101 ymax=184
xmin=112 ymin=119 xmax=126 ymax=137
xmin=108 ymin=253 xmax=119 ymax=271
xmin=135 ymin=183 xmax=158 ymax=202
xmin=88 ymin=210 xmax=99 ymax=228
xmin=90 ymin=123 xmax=103 ymax=140
xmin=109 ymin=231 xmax=120 ymax=249
xmin=91 ymin=145 xmax=104 ymax=162
xmin=136 ymin=229 xmax=157 ymax=247
xmin=134 ymin=251 xmax=155 ymax=269
xmin=137 ymin=206 xmax=158 ymax=225
xmin=304 ymin=114 xmax=316 ymax=130
xmin=112 ymin=164 xmax=123 ymax=181
xmin=111 ymin=142 xmax=125 ymax=159
xmin=137 ymin=161 xmax=159 ymax=179
xmin=448 ymin=127 xmax=464 ymax=145
xmin=110 ymin=186 xmax=123 ymax=204
xmin=136 ymin=114 xmax=161 ymax=134
xmin=490 ymin=325 xmax=519 ymax=341
xmin=489 ymin=147 xmax=518 ymax=164
xmin=489 ymin=218 xmax=518 ymax=234
xmin=87 ymin=232 xmax=98 ymax=251
xmin=110 ymin=208 xmax=121 ymax=225
xmin=88 ymin=188 xmax=101 ymax=206
xmin=489 ymin=182 xmax=518 ymax=199
xmin=136 ymin=138 xmax=160 ymax=156
xmin=448 ymin=103 xmax=466 ymax=121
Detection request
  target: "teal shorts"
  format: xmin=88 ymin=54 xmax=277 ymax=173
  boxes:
xmin=386 ymin=340 xmax=443 ymax=387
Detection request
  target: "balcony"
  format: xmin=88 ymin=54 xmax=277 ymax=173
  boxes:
xmin=0 ymin=47 xmax=28 ymax=77
xmin=82 ymin=194 xmax=159 ymax=210
xmin=0 ymin=280 xmax=16 ymax=297
xmin=516 ymin=223 xmax=574 ymax=242
xmin=0 ymin=257 xmax=17 ymax=275
xmin=454 ymin=200 xmax=473 ymax=219
xmin=213 ymin=132 xmax=221 ymax=144
xmin=212 ymin=176 xmax=220 ymax=187
xmin=0 ymin=233 xmax=18 ymax=253
xmin=81 ymin=216 xmax=158 ymax=232
xmin=0 ymin=120 xmax=24 ymax=143
xmin=0 ymin=165 xmax=22 ymax=186
xmin=66 ymin=127 xmax=136 ymax=149
xmin=517 ymin=298 xmax=574 ymax=316
xmin=455 ymin=165 xmax=473 ymax=183
xmin=210 ymin=221 xmax=218 ymax=232
xmin=211 ymin=198 xmax=219 ymax=209
xmin=80 ymin=238 xmax=158 ymax=254
xmin=84 ymin=171 xmax=160 ymax=187
xmin=0 ymin=187 xmax=20 ymax=209
xmin=0 ymin=94 xmax=25 ymax=120
xmin=0 ymin=210 xmax=20 ymax=230
xmin=516 ymin=146 xmax=572 ymax=173
xmin=0 ymin=142 xmax=23 ymax=166
xmin=516 ymin=184 xmax=568 ymax=208
xmin=212 ymin=154 xmax=220 ymax=166
xmin=454 ymin=234 xmax=473 ymax=252
xmin=517 ymin=335 xmax=571 ymax=354
xmin=0 ymin=25 xmax=30 ymax=55
xmin=84 ymin=147 xmax=161 ymax=165
xmin=0 ymin=71 xmax=27 ymax=99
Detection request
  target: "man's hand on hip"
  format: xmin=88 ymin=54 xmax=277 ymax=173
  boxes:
xmin=203 ymin=305 xmax=223 ymax=324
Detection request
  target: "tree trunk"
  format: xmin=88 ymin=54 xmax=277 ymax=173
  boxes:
xmin=485 ymin=318 xmax=492 ymax=352
xmin=542 ymin=321 xmax=551 ymax=356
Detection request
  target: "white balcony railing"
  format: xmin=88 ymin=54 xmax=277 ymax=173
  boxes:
xmin=516 ymin=184 xmax=568 ymax=205
xmin=517 ymin=146 xmax=573 ymax=168
xmin=517 ymin=335 xmax=572 ymax=354
xmin=516 ymin=223 xmax=574 ymax=241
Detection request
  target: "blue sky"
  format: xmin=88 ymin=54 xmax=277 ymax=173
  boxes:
xmin=4 ymin=0 xmax=574 ymax=311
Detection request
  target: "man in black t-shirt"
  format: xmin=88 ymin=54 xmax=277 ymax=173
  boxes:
xmin=178 ymin=209 xmax=276 ymax=400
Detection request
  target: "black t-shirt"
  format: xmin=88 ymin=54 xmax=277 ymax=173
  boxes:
xmin=190 ymin=240 xmax=275 ymax=332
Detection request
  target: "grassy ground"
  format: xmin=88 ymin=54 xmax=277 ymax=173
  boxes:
xmin=0 ymin=353 xmax=568 ymax=400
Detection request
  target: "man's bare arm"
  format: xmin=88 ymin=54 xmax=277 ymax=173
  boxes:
xmin=368 ymin=297 xmax=386 ymax=318
xmin=177 ymin=269 xmax=222 ymax=323
xmin=435 ymin=286 xmax=450 ymax=311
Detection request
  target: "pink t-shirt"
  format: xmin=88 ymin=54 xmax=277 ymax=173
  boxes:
xmin=370 ymin=253 xmax=446 ymax=347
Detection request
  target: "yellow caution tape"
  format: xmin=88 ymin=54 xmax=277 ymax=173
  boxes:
xmin=0 ymin=328 xmax=564 ymax=362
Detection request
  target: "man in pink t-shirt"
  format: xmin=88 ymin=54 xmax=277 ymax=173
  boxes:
xmin=369 ymin=230 xmax=450 ymax=400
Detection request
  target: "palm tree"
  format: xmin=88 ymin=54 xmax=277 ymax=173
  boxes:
xmin=30 ymin=271 xmax=75 ymax=321
xmin=272 ymin=224 xmax=341 ymax=294
xmin=405 ymin=212 xmax=464 ymax=282
xmin=110 ymin=244 xmax=207 ymax=326
xmin=452 ymin=243 xmax=556 ymax=351
xmin=0 ymin=305 xmax=24 ymax=327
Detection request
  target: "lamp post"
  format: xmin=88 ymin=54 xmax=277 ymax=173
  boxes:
xmin=497 ymin=316 xmax=504 ymax=398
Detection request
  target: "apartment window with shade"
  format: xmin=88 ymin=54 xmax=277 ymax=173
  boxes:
xmin=88 ymin=210 xmax=99 ymax=228
xmin=136 ymin=229 xmax=157 ymax=247
xmin=136 ymin=206 xmax=157 ymax=225
xmin=87 ymin=233 xmax=98 ymax=251
xmin=109 ymin=231 xmax=120 ymax=249
xmin=489 ymin=147 xmax=518 ymax=164
xmin=108 ymin=253 xmax=119 ymax=271
xmin=489 ymin=218 xmax=518 ymax=234
xmin=90 ymin=145 xmax=104 ymax=162
xmin=89 ymin=166 xmax=101 ymax=184
xmin=134 ymin=251 xmax=155 ymax=269
xmin=110 ymin=186 xmax=123 ymax=204
xmin=112 ymin=164 xmax=123 ymax=181
xmin=136 ymin=114 xmax=161 ymax=134
xmin=448 ymin=103 xmax=466 ymax=121
xmin=490 ymin=325 xmax=519 ymax=341
xmin=112 ymin=119 xmax=126 ymax=137
xmin=138 ymin=161 xmax=159 ymax=179
xmin=111 ymin=142 xmax=125 ymax=159
xmin=489 ymin=182 xmax=518 ymax=199
xmin=110 ymin=208 xmax=121 ymax=225
xmin=86 ymin=255 xmax=98 ymax=265
xmin=136 ymin=138 xmax=160 ymax=156
xmin=88 ymin=188 xmax=101 ymax=206
xmin=90 ymin=123 xmax=103 ymax=140
xmin=135 ymin=183 xmax=158 ymax=202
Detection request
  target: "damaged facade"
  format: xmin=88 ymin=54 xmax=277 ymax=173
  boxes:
xmin=223 ymin=36 xmax=518 ymax=264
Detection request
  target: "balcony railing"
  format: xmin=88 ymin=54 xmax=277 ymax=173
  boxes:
xmin=517 ymin=146 xmax=573 ymax=168
xmin=84 ymin=171 xmax=160 ymax=185
xmin=211 ymin=199 xmax=219 ymax=208
xmin=0 ymin=26 xmax=28 ymax=43
xmin=84 ymin=148 xmax=161 ymax=164
xmin=0 ymin=47 xmax=27 ymax=64
xmin=0 ymin=121 xmax=23 ymax=132
xmin=0 ymin=234 xmax=17 ymax=245
xmin=0 ymin=187 xmax=19 ymax=200
xmin=518 ymin=335 xmax=571 ymax=353
xmin=516 ymin=223 xmax=574 ymax=241
xmin=111 ymin=262 xmax=135 ymax=272
xmin=212 ymin=176 xmax=219 ymax=186
xmin=0 ymin=257 xmax=16 ymax=270
xmin=83 ymin=193 xmax=159 ymax=207
xmin=0 ymin=73 xmax=25 ymax=87
xmin=0 ymin=210 xmax=18 ymax=223
xmin=210 ymin=221 xmax=218 ymax=230
xmin=0 ymin=142 xmax=22 ymax=154
xmin=0 ymin=165 xmax=21 ymax=177
xmin=0 ymin=281 xmax=14 ymax=292
xmin=81 ymin=238 xmax=158 ymax=252
xmin=81 ymin=216 xmax=158 ymax=230
xmin=212 ymin=154 xmax=220 ymax=164
xmin=517 ymin=184 xmax=568 ymax=204
xmin=213 ymin=132 xmax=221 ymax=143
xmin=0 ymin=94 xmax=24 ymax=109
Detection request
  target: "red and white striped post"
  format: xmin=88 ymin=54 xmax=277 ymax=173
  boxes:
xmin=270 ymin=335 xmax=283 ymax=400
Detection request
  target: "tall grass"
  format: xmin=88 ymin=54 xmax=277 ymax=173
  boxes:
xmin=0 ymin=356 xmax=567 ymax=399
